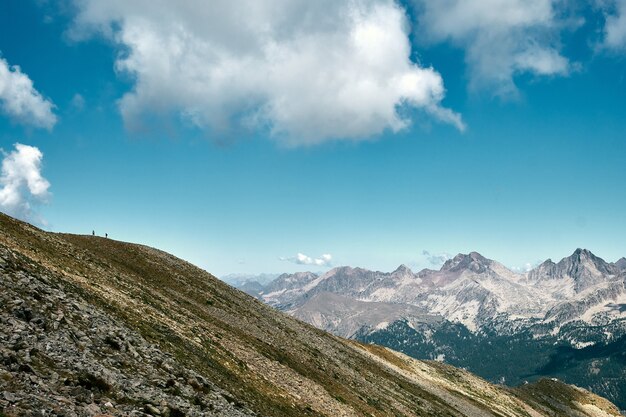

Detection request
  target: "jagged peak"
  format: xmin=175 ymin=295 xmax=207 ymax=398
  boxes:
xmin=527 ymin=258 xmax=556 ymax=278
xmin=264 ymin=271 xmax=318 ymax=291
xmin=392 ymin=264 xmax=413 ymax=274
xmin=274 ymin=271 xmax=317 ymax=280
xmin=613 ymin=257 xmax=626 ymax=270
xmin=529 ymin=249 xmax=617 ymax=290
xmin=328 ymin=265 xmax=352 ymax=272
xmin=572 ymin=248 xmax=593 ymax=258
xmin=441 ymin=251 xmax=491 ymax=273
xmin=321 ymin=265 xmax=356 ymax=278
xmin=532 ymin=250 xmax=604 ymax=273
xmin=559 ymin=248 xmax=609 ymax=268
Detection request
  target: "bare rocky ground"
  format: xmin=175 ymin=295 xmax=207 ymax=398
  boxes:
xmin=0 ymin=212 xmax=622 ymax=417
xmin=0 ymin=246 xmax=255 ymax=417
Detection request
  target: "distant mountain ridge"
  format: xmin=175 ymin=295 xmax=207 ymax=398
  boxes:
xmin=220 ymin=272 xmax=281 ymax=286
xmin=248 ymin=248 xmax=626 ymax=333
xmin=241 ymin=249 xmax=626 ymax=411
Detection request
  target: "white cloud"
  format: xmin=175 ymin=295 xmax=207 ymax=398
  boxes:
xmin=0 ymin=57 xmax=57 ymax=130
xmin=510 ymin=260 xmax=542 ymax=273
xmin=69 ymin=0 xmax=463 ymax=145
xmin=413 ymin=0 xmax=570 ymax=96
xmin=0 ymin=143 xmax=51 ymax=223
xmin=602 ymin=0 xmax=626 ymax=49
xmin=280 ymin=253 xmax=333 ymax=267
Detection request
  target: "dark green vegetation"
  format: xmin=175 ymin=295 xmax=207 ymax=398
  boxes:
xmin=358 ymin=319 xmax=626 ymax=411
xmin=0 ymin=212 xmax=622 ymax=416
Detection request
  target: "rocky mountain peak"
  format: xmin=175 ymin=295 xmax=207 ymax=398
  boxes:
xmin=392 ymin=264 xmax=413 ymax=275
xmin=441 ymin=251 xmax=491 ymax=273
xmin=274 ymin=271 xmax=317 ymax=282
xmin=614 ymin=257 xmax=626 ymax=271
xmin=571 ymin=248 xmax=594 ymax=261
xmin=337 ymin=265 xmax=359 ymax=273
xmin=263 ymin=271 xmax=318 ymax=293
xmin=529 ymin=249 xmax=616 ymax=291
xmin=321 ymin=265 xmax=358 ymax=279
xmin=528 ymin=258 xmax=556 ymax=277
xmin=559 ymin=248 xmax=613 ymax=275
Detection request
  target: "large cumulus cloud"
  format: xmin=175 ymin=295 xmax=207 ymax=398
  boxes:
xmin=69 ymin=0 xmax=463 ymax=145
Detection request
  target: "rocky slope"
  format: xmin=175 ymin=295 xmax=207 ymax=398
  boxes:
xmin=0 ymin=245 xmax=254 ymax=417
xmin=1 ymin=212 xmax=621 ymax=416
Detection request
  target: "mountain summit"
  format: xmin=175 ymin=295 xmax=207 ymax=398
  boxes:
xmin=441 ymin=252 xmax=491 ymax=273
xmin=528 ymin=248 xmax=617 ymax=292
xmin=392 ymin=264 xmax=413 ymax=275
xmin=565 ymin=248 xmax=616 ymax=275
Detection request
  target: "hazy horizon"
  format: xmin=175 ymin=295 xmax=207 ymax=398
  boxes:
xmin=218 ymin=247 xmax=626 ymax=282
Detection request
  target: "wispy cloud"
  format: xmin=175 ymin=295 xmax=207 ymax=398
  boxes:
xmin=422 ymin=250 xmax=451 ymax=267
xmin=0 ymin=143 xmax=51 ymax=224
xmin=412 ymin=0 xmax=571 ymax=96
xmin=280 ymin=253 xmax=333 ymax=267
xmin=601 ymin=0 xmax=626 ymax=50
xmin=0 ymin=57 xmax=57 ymax=130
xmin=69 ymin=0 xmax=463 ymax=145
xmin=70 ymin=93 xmax=85 ymax=112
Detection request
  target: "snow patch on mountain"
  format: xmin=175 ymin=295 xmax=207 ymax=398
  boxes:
xmin=375 ymin=321 xmax=390 ymax=330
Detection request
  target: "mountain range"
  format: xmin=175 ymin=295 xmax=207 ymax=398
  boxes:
xmin=240 ymin=249 xmax=626 ymax=411
xmin=3 ymin=212 xmax=622 ymax=416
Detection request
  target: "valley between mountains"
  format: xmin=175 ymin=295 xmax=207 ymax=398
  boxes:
xmin=1 ymin=212 xmax=623 ymax=416
xmin=237 ymin=250 xmax=626 ymax=412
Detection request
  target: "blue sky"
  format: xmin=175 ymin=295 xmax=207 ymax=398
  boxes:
xmin=1 ymin=0 xmax=625 ymax=276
